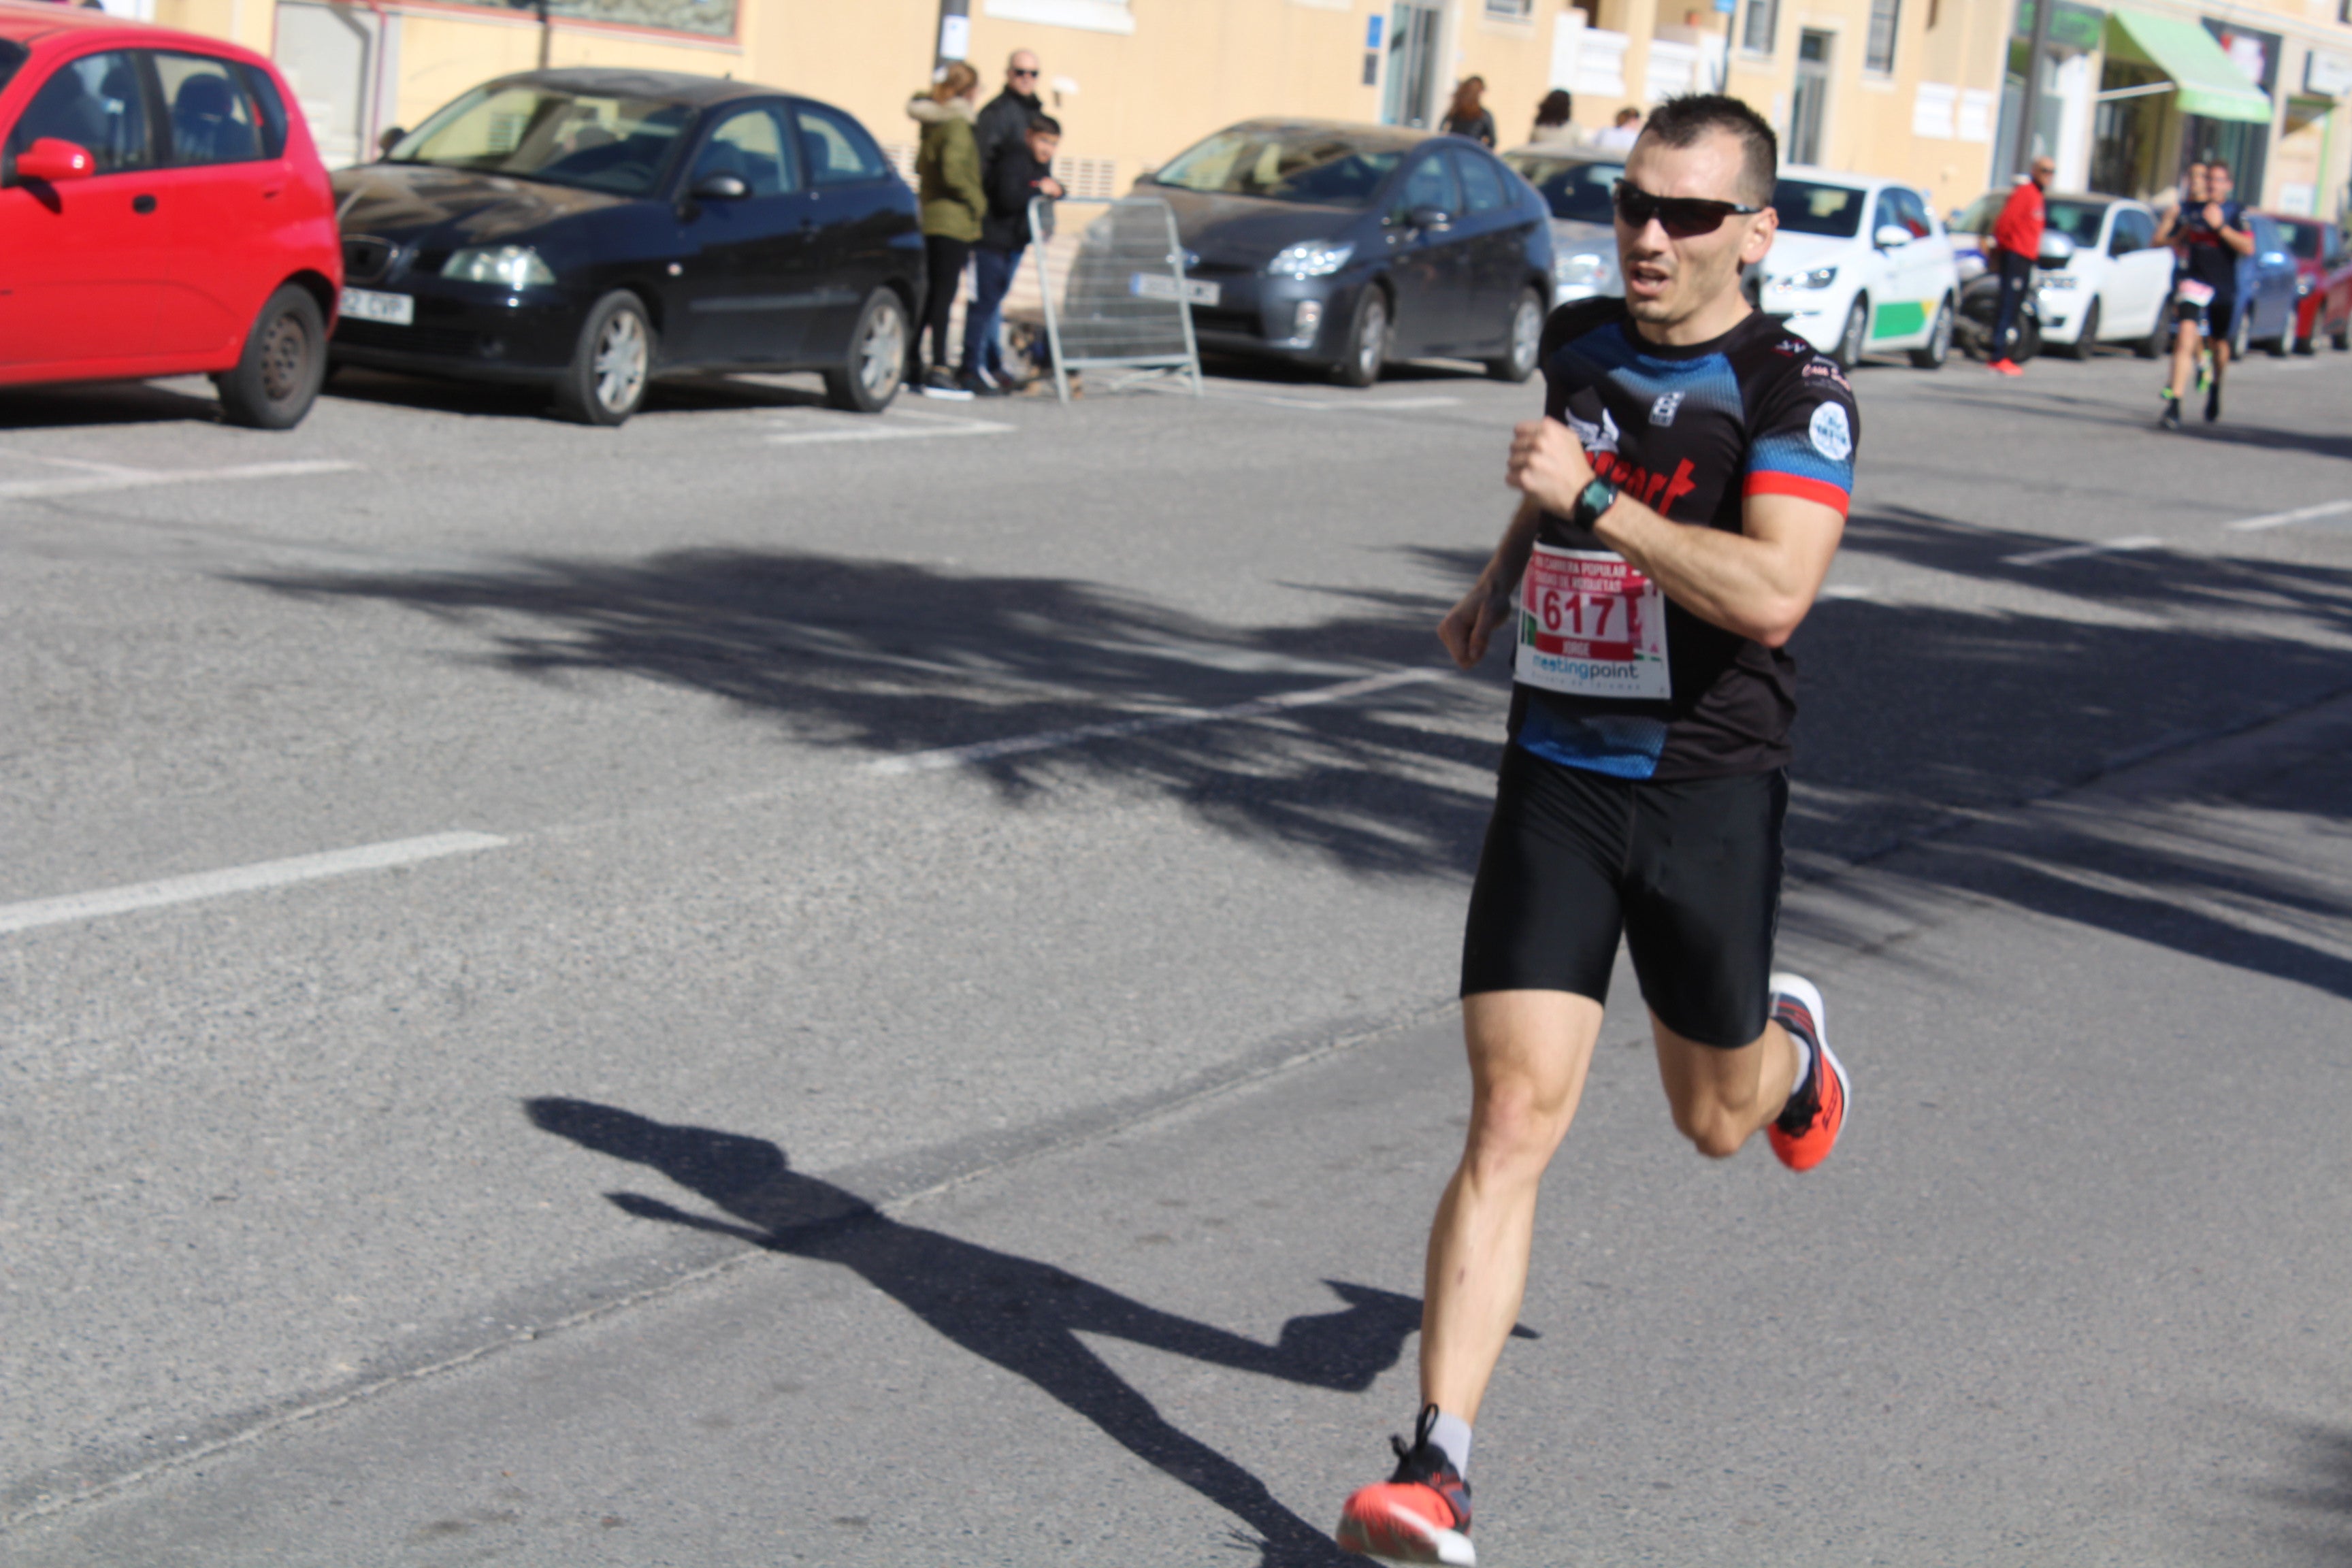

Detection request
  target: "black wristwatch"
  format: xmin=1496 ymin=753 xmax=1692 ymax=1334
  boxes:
xmin=1568 ymin=474 xmax=1619 ymax=531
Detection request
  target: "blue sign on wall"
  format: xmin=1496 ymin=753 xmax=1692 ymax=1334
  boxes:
xmin=1367 ymin=14 xmax=1384 ymax=48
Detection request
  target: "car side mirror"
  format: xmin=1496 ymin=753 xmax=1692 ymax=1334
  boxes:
xmin=13 ymin=137 xmax=95 ymax=184
xmin=2036 ymin=231 xmax=2076 ymax=266
xmin=376 ymin=127 xmax=406 ymax=158
xmin=691 ymin=172 xmax=750 ymax=201
xmin=1407 ymin=203 xmax=1453 ymax=231
xmin=1873 ymin=223 xmax=1913 ymax=249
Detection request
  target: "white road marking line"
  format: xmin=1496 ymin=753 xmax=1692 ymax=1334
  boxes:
xmin=2002 ymin=535 xmax=2163 ymax=567
xmin=0 ymin=452 xmax=148 ymax=476
xmin=2222 ymin=498 xmax=2352 ymax=532
xmin=0 ymin=832 xmax=508 ymax=936
xmin=1818 ymin=583 xmax=1876 ymax=600
xmin=865 ymin=667 xmax=1448 ymax=777
xmin=0 ymin=459 xmax=359 ymax=502
xmin=764 ymin=413 xmax=1014 ymax=445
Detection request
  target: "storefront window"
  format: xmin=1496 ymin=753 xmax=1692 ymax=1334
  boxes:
xmin=434 ymin=0 xmax=737 ymax=41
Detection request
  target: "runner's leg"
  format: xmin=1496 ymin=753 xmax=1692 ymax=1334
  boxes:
xmin=2169 ymin=312 xmax=2202 ymax=402
xmin=1419 ymin=989 xmax=1603 ymax=1422
xmin=1650 ymin=1012 xmax=1801 ymax=1158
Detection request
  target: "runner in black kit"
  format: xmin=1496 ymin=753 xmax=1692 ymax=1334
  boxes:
xmin=2158 ymin=159 xmax=2255 ymax=429
xmin=1336 ymin=95 xmax=1855 ymax=1567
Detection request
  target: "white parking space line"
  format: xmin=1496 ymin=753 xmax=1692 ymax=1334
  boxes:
xmin=0 ymin=459 xmax=360 ymax=503
xmin=764 ymin=411 xmax=1014 ymax=445
xmin=864 ymin=667 xmax=1448 ymax=777
xmin=1818 ymin=583 xmax=1878 ymax=600
xmin=0 ymin=832 xmax=508 ymax=936
xmin=2002 ymin=535 xmax=2164 ymax=567
xmin=2222 ymin=498 xmax=2352 ymax=532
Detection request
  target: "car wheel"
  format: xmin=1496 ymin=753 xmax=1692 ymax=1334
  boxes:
xmin=1486 ymin=287 xmax=1544 ymax=382
xmin=2134 ymin=308 xmax=2166 ymax=359
xmin=2334 ymin=323 xmax=2350 ymax=351
xmin=1908 ymin=296 xmax=1953 ymax=369
xmin=2230 ymin=310 xmax=2251 ymax=361
xmin=1833 ymin=296 xmax=1867 ymax=369
xmin=216 ymin=284 xmax=327 ymax=430
xmin=554 ymin=291 xmax=653 ymax=426
xmin=823 ymin=289 xmax=911 ymax=413
xmin=1335 ymin=287 xmax=1388 ymax=388
xmin=2265 ymin=326 xmax=2290 ymax=357
xmin=2057 ymin=297 xmax=2100 ymax=359
xmin=2294 ymin=331 xmax=2315 ymax=355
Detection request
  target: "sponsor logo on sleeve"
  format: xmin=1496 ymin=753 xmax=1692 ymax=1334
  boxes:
xmin=1801 ymin=360 xmax=1852 ymax=392
xmin=1567 ymin=406 xmax=1622 ymax=455
xmin=1649 ymin=391 xmax=1684 ymax=427
xmin=1808 ymin=402 xmax=1853 ymax=462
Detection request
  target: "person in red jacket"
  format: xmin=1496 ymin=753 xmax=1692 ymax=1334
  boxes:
xmin=1986 ymin=156 xmax=2053 ymax=376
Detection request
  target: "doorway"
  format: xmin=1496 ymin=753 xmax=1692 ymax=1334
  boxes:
xmin=274 ymin=1 xmax=393 ymax=169
xmin=1383 ymin=3 xmax=1443 ymax=129
xmin=1788 ymin=29 xmax=1831 ymax=166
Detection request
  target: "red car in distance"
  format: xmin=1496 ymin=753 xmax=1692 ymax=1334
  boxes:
xmin=0 ymin=0 xmax=340 ymax=426
xmin=2266 ymin=212 xmax=2352 ymax=355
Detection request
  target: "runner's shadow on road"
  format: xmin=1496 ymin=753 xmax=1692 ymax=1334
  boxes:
xmin=527 ymin=1097 xmax=1467 ymax=1567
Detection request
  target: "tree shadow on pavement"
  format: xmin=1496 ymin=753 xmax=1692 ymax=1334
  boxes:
xmin=240 ymin=514 xmax=2352 ymax=996
xmin=238 ymin=548 xmax=1505 ymax=879
xmin=0 ymin=378 xmax=223 ymax=428
xmin=321 ymin=366 xmax=833 ymax=422
xmin=2243 ymin=1418 xmax=2352 ymax=1566
xmin=526 ymin=1097 xmax=1442 ymax=1567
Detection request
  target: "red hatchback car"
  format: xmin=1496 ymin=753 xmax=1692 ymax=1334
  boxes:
xmin=2266 ymin=212 xmax=2352 ymax=355
xmin=0 ymin=1 xmax=340 ymax=426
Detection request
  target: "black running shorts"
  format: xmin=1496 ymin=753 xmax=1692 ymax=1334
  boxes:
xmin=1460 ymin=745 xmax=1787 ymax=1048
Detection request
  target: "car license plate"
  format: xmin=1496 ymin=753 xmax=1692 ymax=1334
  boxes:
xmin=340 ymin=287 xmax=413 ymax=325
xmin=1130 ymin=272 xmax=1220 ymax=307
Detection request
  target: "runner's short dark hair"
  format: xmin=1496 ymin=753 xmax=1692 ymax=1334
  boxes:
xmin=1028 ymin=114 xmax=1062 ymax=136
xmin=1637 ymin=94 xmax=1778 ymax=206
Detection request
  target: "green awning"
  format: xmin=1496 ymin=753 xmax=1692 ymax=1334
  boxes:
xmin=2104 ymin=8 xmax=2272 ymax=123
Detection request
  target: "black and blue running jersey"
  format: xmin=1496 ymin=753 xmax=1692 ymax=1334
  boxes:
xmin=1512 ymin=299 xmax=1860 ymax=781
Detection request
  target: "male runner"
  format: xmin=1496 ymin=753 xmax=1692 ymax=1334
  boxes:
xmin=1335 ymin=94 xmax=1855 ymax=1567
xmin=2158 ymin=159 xmax=2254 ymax=429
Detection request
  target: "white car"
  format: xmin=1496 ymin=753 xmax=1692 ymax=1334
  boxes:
xmin=1758 ymin=169 xmax=1961 ymax=368
xmin=1501 ymin=141 xmax=1626 ymax=306
xmin=1948 ymin=191 xmax=2174 ymax=358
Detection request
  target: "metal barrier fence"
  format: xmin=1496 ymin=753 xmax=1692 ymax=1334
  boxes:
xmin=1010 ymin=197 xmax=1204 ymax=404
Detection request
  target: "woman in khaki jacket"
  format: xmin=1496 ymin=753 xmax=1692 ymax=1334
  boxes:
xmin=907 ymin=62 xmax=985 ymax=396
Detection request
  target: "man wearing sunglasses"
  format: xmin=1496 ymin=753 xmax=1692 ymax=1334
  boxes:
xmin=1336 ymin=95 xmax=1855 ymax=1568
xmin=976 ymin=50 xmax=1047 ymax=199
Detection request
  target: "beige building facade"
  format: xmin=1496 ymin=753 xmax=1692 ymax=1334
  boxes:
xmin=93 ymin=0 xmax=2348 ymax=219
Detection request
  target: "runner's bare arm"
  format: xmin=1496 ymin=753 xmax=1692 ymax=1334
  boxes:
xmin=1506 ymin=417 xmax=1844 ymax=649
xmin=1438 ymin=496 xmax=1542 ymax=669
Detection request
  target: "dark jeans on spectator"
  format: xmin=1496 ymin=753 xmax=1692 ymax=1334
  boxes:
xmin=920 ymin=235 xmax=971 ymax=372
xmin=962 ymin=244 xmax=1026 ymax=382
xmin=1991 ymin=248 xmax=2035 ymax=361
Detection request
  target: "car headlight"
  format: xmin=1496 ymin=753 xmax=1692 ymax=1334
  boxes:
xmin=442 ymin=245 xmax=557 ymax=289
xmin=1554 ymin=251 xmax=1616 ymax=289
xmin=2038 ymin=272 xmax=2081 ymax=290
xmin=1265 ymin=240 xmax=1354 ymax=278
xmin=1777 ymin=265 xmax=1838 ymax=290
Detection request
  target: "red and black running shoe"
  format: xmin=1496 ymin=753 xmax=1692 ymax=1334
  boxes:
xmin=1766 ymin=973 xmax=1849 ymax=1173
xmin=1336 ymin=1406 xmax=1475 ymax=1565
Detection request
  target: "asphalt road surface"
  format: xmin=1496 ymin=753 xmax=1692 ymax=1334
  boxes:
xmin=4 ymin=338 xmax=2350 ymax=1567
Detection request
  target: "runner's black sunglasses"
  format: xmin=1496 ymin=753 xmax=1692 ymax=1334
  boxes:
xmin=1611 ymin=180 xmax=1765 ymax=238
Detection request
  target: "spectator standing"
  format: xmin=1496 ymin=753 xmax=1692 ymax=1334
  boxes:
xmin=1984 ymin=155 xmax=2052 ymax=376
xmin=962 ymin=114 xmax=1064 ymax=395
xmin=908 ymin=62 xmax=985 ymax=398
xmin=1532 ymin=88 xmax=1573 ymax=142
xmin=975 ymin=50 xmax=1045 ymax=183
xmin=1595 ymin=105 xmax=1642 ymax=150
xmin=1441 ymin=78 xmax=1497 ymax=147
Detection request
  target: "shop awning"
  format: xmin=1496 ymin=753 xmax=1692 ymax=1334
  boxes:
xmin=2104 ymin=8 xmax=2272 ymax=123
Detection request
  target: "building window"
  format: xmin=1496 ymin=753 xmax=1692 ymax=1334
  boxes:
xmin=1742 ymin=0 xmax=1778 ymax=54
xmin=1485 ymin=0 xmax=1534 ymax=16
xmin=1865 ymin=0 xmax=1900 ymax=73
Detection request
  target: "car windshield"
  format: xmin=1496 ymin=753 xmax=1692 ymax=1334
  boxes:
xmin=2044 ymin=199 xmax=2106 ymax=246
xmin=1502 ymin=153 xmax=1622 ymax=223
xmin=387 ymin=84 xmax=693 ymax=196
xmin=1150 ymin=129 xmax=1402 ymax=208
xmin=1949 ymin=193 xmax=1999 ymax=234
xmin=1771 ymin=179 xmax=1864 ymax=238
xmin=2276 ymin=221 xmax=2325 ymax=261
xmin=0 ymin=39 xmax=24 ymax=97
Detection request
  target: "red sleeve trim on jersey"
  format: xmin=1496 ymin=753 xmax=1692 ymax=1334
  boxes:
xmin=1744 ymin=472 xmax=1851 ymax=514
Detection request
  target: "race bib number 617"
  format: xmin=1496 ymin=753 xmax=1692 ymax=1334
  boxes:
xmin=1514 ymin=544 xmax=1671 ymax=701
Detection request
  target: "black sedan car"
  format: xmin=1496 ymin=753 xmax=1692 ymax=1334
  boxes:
xmin=329 ymin=68 xmax=923 ymax=423
xmin=1139 ymin=120 xmax=1554 ymax=386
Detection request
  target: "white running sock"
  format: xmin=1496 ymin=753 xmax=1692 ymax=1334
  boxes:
xmin=1426 ymin=1409 xmax=1473 ymax=1475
